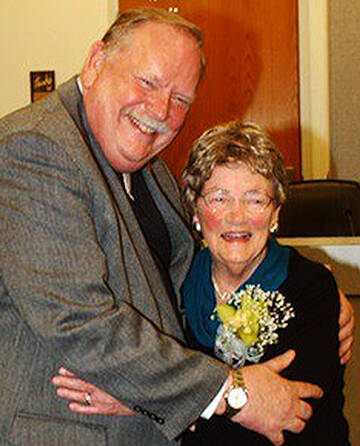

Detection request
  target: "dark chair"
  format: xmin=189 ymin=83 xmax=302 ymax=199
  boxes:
xmin=277 ymin=180 xmax=360 ymax=237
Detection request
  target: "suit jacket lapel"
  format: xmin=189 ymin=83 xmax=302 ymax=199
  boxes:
xmin=59 ymin=83 xmax=185 ymax=338
xmin=89 ymin=146 xmax=185 ymax=338
xmin=143 ymin=164 xmax=195 ymax=312
xmin=57 ymin=77 xmax=84 ymax=136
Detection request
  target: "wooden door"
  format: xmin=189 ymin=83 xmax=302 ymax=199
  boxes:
xmin=118 ymin=0 xmax=301 ymax=181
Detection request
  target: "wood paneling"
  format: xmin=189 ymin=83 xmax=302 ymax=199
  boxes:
xmin=118 ymin=0 xmax=301 ymax=180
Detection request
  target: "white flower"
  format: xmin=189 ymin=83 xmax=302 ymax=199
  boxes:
xmin=213 ymin=285 xmax=295 ymax=367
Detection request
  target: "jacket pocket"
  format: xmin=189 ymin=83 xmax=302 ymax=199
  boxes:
xmin=9 ymin=411 xmax=107 ymax=446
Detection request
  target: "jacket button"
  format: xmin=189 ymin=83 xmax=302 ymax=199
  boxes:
xmin=133 ymin=405 xmax=143 ymax=414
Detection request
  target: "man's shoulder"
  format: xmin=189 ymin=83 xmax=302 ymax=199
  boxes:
xmin=0 ymin=77 xmax=78 ymax=142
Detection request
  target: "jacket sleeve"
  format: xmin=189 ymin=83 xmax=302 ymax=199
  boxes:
xmin=0 ymin=131 xmax=227 ymax=440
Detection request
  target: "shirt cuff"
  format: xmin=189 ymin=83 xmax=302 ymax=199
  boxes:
xmin=200 ymin=379 xmax=229 ymax=419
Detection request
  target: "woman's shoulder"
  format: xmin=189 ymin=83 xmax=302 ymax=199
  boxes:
xmin=287 ymin=246 xmax=335 ymax=283
xmin=283 ymin=246 xmax=339 ymax=310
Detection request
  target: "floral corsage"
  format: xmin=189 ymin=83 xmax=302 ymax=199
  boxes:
xmin=211 ymin=284 xmax=295 ymax=369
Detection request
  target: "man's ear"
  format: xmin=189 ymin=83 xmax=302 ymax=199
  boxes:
xmin=81 ymin=40 xmax=107 ymax=90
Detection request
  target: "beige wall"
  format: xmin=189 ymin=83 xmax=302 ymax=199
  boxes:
xmin=298 ymin=0 xmax=330 ymax=180
xmin=0 ymin=0 xmax=117 ymax=118
xmin=2 ymin=2 xmax=359 ymax=180
xmin=297 ymin=0 xmax=360 ymax=182
xmin=329 ymin=0 xmax=360 ymax=182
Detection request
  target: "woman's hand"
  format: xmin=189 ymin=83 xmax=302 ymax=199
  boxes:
xmin=51 ymin=368 xmax=135 ymax=416
xmin=338 ymin=289 xmax=355 ymax=365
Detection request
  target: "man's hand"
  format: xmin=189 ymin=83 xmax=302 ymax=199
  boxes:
xmin=223 ymin=350 xmax=323 ymax=446
xmin=324 ymin=264 xmax=355 ymax=365
xmin=338 ymin=289 xmax=355 ymax=364
xmin=52 ymin=368 xmax=134 ymax=416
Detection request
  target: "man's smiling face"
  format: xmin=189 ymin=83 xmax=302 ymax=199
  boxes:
xmin=82 ymin=21 xmax=201 ymax=172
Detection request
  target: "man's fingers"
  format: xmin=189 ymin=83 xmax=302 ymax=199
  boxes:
xmin=292 ymin=381 xmax=323 ymax=399
xmin=263 ymin=349 xmax=296 ymax=373
xmin=338 ymin=310 xmax=355 ymax=332
xmin=337 ymin=291 xmax=354 ymax=364
xmin=286 ymin=417 xmax=306 ymax=434
xmin=338 ymin=289 xmax=354 ymax=328
xmin=268 ymin=432 xmax=285 ymax=446
xmin=340 ymin=349 xmax=352 ymax=365
xmin=296 ymin=401 xmax=313 ymax=421
xmin=338 ymin=321 xmax=354 ymax=342
xmin=339 ymin=335 xmax=353 ymax=355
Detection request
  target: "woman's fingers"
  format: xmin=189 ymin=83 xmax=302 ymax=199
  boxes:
xmin=58 ymin=367 xmax=76 ymax=377
xmin=51 ymin=371 xmax=135 ymax=416
xmin=52 ymin=374 xmax=93 ymax=393
xmin=56 ymin=386 xmax=89 ymax=404
xmin=68 ymin=401 xmax=106 ymax=415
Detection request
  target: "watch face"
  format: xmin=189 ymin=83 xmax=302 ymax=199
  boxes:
xmin=228 ymin=387 xmax=248 ymax=409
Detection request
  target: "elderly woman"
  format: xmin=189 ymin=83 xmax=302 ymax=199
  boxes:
xmin=180 ymin=120 xmax=349 ymax=445
xmin=51 ymin=121 xmax=353 ymax=444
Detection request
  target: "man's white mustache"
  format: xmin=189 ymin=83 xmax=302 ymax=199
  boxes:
xmin=124 ymin=108 xmax=170 ymax=135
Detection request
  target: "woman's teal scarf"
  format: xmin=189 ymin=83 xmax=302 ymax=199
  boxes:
xmin=181 ymin=238 xmax=290 ymax=348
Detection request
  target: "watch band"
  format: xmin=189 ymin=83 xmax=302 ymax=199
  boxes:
xmin=223 ymin=400 xmax=241 ymax=418
xmin=224 ymin=368 xmax=248 ymax=418
xmin=232 ymin=368 xmax=247 ymax=389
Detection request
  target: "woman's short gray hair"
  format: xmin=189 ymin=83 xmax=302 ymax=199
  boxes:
xmin=182 ymin=120 xmax=288 ymax=218
xmin=101 ymin=7 xmax=205 ymax=80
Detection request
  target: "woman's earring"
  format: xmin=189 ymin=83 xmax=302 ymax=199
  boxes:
xmin=270 ymin=221 xmax=279 ymax=234
xmin=194 ymin=221 xmax=202 ymax=233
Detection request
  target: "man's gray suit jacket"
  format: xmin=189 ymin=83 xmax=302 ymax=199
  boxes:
xmin=0 ymin=77 xmax=227 ymax=446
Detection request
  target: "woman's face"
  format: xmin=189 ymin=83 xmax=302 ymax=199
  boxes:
xmin=194 ymin=163 xmax=280 ymax=277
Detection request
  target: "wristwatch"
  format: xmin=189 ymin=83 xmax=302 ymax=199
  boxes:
xmin=224 ymin=368 xmax=248 ymax=418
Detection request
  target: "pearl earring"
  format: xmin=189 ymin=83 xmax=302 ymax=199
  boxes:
xmin=194 ymin=221 xmax=202 ymax=233
xmin=270 ymin=222 xmax=279 ymax=234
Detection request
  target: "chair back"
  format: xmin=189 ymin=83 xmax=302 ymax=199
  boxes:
xmin=277 ymin=180 xmax=360 ymax=237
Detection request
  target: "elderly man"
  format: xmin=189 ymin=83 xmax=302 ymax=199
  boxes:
xmin=0 ymin=7 xmax=353 ymax=446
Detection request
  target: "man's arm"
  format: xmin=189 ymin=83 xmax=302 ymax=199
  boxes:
xmin=52 ymin=349 xmax=322 ymax=446
xmin=324 ymin=264 xmax=355 ymax=364
xmin=338 ymin=289 xmax=355 ymax=364
xmin=0 ymin=133 xmax=226 ymax=440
